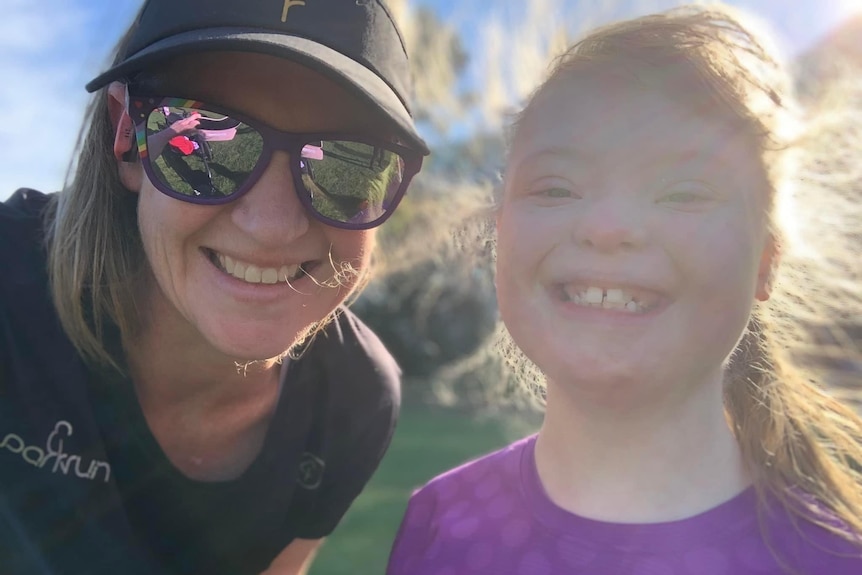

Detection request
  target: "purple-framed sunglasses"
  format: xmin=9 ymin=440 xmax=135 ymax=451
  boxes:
xmin=126 ymin=91 xmax=424 ymax=230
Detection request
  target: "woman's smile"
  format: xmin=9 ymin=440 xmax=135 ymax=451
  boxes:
xmin=207 ymin=248 xmax=311 ymax=284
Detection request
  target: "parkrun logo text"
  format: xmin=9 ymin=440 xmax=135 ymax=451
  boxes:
xmin=0 ymin=421 xmax=111 ymax=483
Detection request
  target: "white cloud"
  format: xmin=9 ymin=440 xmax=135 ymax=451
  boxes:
xmin=0 ymin=0 xmax=106 ymax=200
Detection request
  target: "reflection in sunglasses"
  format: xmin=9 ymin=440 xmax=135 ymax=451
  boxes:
xmin=130 ymin=95 xmax=422 ymax=227
xmin=301 ymin=144 xmax=324 ymax=160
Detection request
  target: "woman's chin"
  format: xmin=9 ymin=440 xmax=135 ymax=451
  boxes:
xmin=204 ymin=329 xmax=306 ymax=365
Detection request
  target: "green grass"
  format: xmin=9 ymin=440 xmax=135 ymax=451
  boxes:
xmin=309 ymin=404 xmax=532 ymax=575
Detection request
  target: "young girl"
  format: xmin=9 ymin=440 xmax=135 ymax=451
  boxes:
xmin=388 ymin=5 xmax=862 ymax=574
xmin=0 ymin=1 xmax=427 ymax=574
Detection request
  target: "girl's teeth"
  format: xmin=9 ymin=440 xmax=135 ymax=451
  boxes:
xmin=562 ymin=285 xmax=647 ymax=313
xmin=216 ymin=253 xmax=301 ymax=284
xmin=605 ymin=288 xmax=624 ymax=303
xmin=585 ymin=287 xmax=604 ymax=304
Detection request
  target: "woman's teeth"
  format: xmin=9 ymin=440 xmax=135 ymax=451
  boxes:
xmin=562 ymin=285 xmax=650 ymax=312
xmin=216 ymin=253 xmax=303 ymax=284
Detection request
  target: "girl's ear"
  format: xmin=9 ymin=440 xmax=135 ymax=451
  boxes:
xmin=106 ymin=82 xmax=142 ymax=193
xmin=756 ymin=235 xmax=780 ymax=302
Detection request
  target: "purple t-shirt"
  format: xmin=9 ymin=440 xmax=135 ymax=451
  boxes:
xmin=388 ymin=435 xmax=862 ymax=574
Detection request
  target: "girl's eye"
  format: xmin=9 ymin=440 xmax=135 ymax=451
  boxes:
xmin=663 ymin=191 xmax=703 ymax=203
xmin=658 ymin=181 xmax=716 ymax=206
xmin=536 ymin=187 xmax=581 ymax=200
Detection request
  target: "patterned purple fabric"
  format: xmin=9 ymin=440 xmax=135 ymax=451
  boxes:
xmin=388 ymin=435 xmax=862 ymax=575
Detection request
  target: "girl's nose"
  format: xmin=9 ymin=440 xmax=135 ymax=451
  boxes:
xmin=572 ymin=193 xmax=648 ymax=253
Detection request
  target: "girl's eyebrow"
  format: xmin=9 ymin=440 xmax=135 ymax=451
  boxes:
xmin=515 ymin=146 xmax=594 ymax=168
xmin=519 ymin=145 xmax=708 ymax=164
xmin=656 ymin=142 xmax=743 ymax=173
xmin=514 ymin=135 xmax=742 ymax=176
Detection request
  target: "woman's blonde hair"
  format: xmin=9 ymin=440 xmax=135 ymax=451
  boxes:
xmin=46 ymin=17 xmax=146 ymax=370
xmin=502 ymin=3 xmax=862 ymax=548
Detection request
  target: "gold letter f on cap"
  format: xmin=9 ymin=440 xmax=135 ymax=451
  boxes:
xmin=282 ymin=0 xmax=306 ymax=21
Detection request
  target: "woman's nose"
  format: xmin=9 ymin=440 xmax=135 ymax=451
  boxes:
xmin=231 ymin=151 xmax=311 ymax=245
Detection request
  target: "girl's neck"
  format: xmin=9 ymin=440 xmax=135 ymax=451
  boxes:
xmin=535 ymin=373 xmax=749 ymax=524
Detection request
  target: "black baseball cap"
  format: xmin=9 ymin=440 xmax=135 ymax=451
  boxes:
xmin=86 ymin=0 xmax=429 ymax=155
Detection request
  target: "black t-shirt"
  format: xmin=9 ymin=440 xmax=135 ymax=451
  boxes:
xmin=0 ymin=189 xmax=401 ymax=575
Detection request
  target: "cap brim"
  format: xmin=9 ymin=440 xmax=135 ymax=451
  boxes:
xmin=86 ymin=27 xmax=429 ymax=155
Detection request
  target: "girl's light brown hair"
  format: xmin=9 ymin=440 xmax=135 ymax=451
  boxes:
xmin=505 ymin=3 xmax=862 ymax=549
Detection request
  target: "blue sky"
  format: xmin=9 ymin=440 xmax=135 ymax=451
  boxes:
xmin=2 ymin=0 xmax=859 ymax=199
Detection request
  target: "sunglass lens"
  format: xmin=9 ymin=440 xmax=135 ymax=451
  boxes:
xmin=144 ymin=105 xmax=262 ymax=199
xmin=299 ymin=140 xmax=405 ymax=225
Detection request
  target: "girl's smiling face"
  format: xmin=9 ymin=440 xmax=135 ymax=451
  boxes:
xmin=497 ymin=71 xmax=776 ymax=402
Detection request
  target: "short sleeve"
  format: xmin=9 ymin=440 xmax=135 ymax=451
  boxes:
xmin=386 ymin=487 xmax=437 ymax=575
xmin=0 ymin=189 xmax=54 ymax=393
xmin=291 ymin=308 xmax=402 ymax=539
xmin=296 ymin=393 xmax=398 ymax=539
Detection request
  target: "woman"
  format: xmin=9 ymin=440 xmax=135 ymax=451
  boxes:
xmin=0 ymin=1 xmax=427 ymax=574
